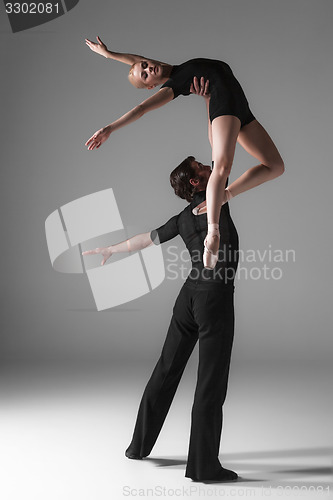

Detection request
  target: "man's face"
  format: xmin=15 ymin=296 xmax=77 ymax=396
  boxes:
xmin=190 ymin=159 xmax=211 ymax=188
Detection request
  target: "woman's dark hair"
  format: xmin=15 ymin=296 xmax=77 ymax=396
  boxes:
xmin=170 ymin=156 xmax=197 ymax=202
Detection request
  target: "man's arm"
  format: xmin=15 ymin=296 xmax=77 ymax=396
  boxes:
xmin=82 ymin=232 xmax=153 ymax=266
xmin=112 ymin=232 xmax=153 ymax=253
xmin=205 ymin=97 xmax=213 ymax=148
xmin=190 ymin=76 xmax=212 ymax=148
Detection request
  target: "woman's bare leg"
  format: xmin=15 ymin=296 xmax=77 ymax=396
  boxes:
xmin=228 ymin=120 xmax=284 ymax=197
xmin=205 ymin=116 xmax=241 ymax=256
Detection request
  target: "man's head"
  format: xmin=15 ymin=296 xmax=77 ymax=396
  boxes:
xmin=170 ymin=157 xmax=211 ymax=202
xmin=128 ymin=60 xmax=165 ymax=89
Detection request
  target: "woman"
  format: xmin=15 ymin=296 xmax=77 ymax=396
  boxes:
xmin=84 ymin=36 xmax=284 ymax=269
xmin=82 ymin=154 xmax=240 ymax=482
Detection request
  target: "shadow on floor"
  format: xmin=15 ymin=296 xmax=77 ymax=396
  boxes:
xmin=144 ymin=446 xmax=333 ymax=487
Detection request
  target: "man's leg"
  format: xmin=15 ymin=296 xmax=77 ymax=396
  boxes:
xmin=185 ymin=285 xmax=236 ymax=480
xmin=126 ymin=283 xmax=199 ymax=458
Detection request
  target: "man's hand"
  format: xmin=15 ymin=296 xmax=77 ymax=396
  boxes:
xmin=82 ymin=246 xmax=113 ymax=266
xmin=85 ymin=125 xmax=112 ymax=151
xmin=190 ymin=76 xmax=210 ymax=98
xmin=85 ymin=36 xmax=109 ymax=58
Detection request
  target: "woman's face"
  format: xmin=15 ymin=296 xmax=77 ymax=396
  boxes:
xmin=131 ymin=60 xmax=164 ymax=89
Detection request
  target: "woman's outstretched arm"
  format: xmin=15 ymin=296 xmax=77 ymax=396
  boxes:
xmin=82 ymin=232 xmax=153 ymax=266
xmin=85 ymin=87 xmax=174 ymax=150
xmin=85 ymin=36 xmax=166 ymax=66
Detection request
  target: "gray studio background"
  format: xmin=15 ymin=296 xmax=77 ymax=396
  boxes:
xmin=1 ymin=0 xmax=333 ymax=368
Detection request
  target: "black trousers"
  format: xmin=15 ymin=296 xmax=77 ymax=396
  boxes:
xmin=126 ymin=279 xmax=235 ymax=480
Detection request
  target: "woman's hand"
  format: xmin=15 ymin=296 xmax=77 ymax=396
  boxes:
xmin=190 ymin=76 xmax=210 ymax=99
xmin=82 ymin=246 xmax=113 ymax=266
xmin=85 ymin=125 xmax=112 ymax=151
xmin=85 ymin=36 xmax=109 ymax=58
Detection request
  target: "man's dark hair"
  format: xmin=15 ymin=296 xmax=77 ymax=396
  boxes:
xmin=170 ymin=156 xmax=198 ymax=203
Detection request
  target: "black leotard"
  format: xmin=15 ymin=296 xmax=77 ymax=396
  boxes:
xmin=161 ymin=58 xmax=255 ymax=127
xmin=150 ymin=190 xmax=239 ymax=283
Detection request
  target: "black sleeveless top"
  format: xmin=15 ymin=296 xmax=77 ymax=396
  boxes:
xmin=161 ymin=58 xmax=254 ymax=126
xmin=150 ymin=191 xmax=239 ymax=283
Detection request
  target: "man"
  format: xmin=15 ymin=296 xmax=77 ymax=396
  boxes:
xmin=83 ymin=155 xmax=239 ymax=482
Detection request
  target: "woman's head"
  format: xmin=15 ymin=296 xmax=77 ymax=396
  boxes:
xmin=170 ymin=157 xmax=211 ymax=202
xmin=128 ymin=60 xmax=165 ymax=89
